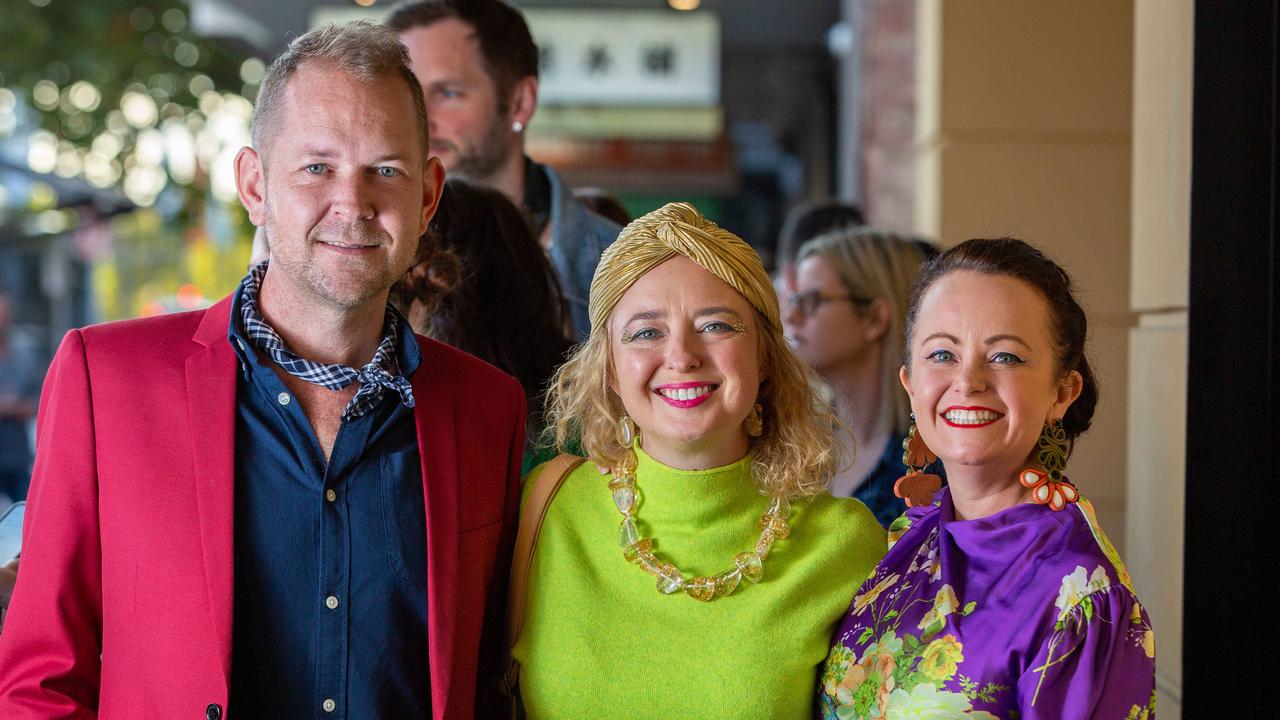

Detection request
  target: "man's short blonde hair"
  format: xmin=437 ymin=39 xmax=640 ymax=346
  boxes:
xmin=251 ymin=21 xmax=428 ymax=159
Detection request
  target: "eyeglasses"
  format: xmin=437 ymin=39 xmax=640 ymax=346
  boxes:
xmin=786 ymin=289 xmax=872 ymax=317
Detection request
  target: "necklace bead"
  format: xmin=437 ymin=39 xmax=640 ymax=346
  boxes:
xmin=656 ymin=563 xmax=685 ymax=594
xmin=618 ymin=516 xmax=641 ymax=548
xmin=610 ymin=450 xmax=789 ymax=602
xmin=760 ymin=514 xmax=791 ymax=539
xmin=684 ymin=577 xmax=716 ymax=601
xmin=734 ymin=551 xmax=765 ymax=583
xmin=611 ymin=480 xmax=636 ymax=514
xmin=714 ymin=570 xmax=741 ymax=596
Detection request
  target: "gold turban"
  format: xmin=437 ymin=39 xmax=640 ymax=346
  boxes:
xmin=587 ymin=202 xmax=781 ymax=334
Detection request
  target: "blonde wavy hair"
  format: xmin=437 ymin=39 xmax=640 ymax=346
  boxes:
xmin=543 ymin=202 xmax=840 ymax=499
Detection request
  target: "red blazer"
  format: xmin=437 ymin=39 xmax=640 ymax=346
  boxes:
xmin=0 ymin=296 xmax=525 ymax=720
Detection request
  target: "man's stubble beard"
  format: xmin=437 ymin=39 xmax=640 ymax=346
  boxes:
xmin=445 ymin=110 xmax=513 ymax=185
xmin=263 ymin=200 xmax=412 ymax=312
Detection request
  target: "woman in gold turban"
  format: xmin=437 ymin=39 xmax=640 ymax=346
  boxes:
xmin=509 ymin=203 xmax=886 ymax=718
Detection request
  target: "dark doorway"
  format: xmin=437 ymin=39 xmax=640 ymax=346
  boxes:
xmin=1184 ymin=0 xmax=1279 ymax=714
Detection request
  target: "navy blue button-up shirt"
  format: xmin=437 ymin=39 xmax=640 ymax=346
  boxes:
xmin=226 ymin=292 xmax=431 ymax=719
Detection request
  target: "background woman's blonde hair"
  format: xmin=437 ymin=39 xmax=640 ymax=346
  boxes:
xmin=543 ymin=203 xmax=840 ymax=499
xmin=796 ymin=228 xmax=929 ymax=437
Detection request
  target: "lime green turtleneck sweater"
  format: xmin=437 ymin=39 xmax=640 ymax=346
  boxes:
xmin=512 ymin=445 xmax=886 ymax=719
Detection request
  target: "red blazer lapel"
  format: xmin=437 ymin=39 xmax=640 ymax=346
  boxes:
xmin=412 ymin=341 xmax=460 ymax=719
xmin=184 ymin=295 xmax=238 ymax=686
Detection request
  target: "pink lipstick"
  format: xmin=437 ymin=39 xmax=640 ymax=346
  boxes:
xmin=654 ymin=382 xmax=717 ymax=409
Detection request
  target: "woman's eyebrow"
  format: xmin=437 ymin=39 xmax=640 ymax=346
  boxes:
xmin=921 ymin=332 xmax=959 ymax=345
xmin=693 ymin=306 xmax=743 ymax=319
xmin=985 ymin=334 xmax=1032 ymax=350
xmin=622 ymin=310 xmax=663 ymax=325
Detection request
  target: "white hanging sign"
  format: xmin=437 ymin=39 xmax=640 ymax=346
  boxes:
xmin=525 ymin=9 xmax=720 ymax=107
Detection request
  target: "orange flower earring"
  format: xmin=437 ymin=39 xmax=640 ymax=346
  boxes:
xmin=1019 ymin=418 xmax=1079 ymax=511
xmin=893 ymin=417 xmax=943 ymax=507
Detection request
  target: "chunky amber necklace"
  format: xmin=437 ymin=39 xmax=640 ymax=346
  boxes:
xmin=609 ymin=435 xmax=792 ymax=602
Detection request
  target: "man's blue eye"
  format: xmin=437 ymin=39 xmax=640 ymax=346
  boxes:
xmin=304 ymin=164 xmax=326 ymax=175
xmin=377 ymin=167 xmax=401 ymax=178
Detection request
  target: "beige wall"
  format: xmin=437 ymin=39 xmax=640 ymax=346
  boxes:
xmin=914 ymin=1 xmax=1188 ymax=715
xmin=1127 ymin=0 xmax=1191 ymax=715
xmin=914 ymin=0 xmax=1134 ymax=545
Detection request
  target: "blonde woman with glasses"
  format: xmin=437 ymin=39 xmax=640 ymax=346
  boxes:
xmin=783 ymin=229 xmax=937 ymax=527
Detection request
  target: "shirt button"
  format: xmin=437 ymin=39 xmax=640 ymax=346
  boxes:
xmin=325 ymin=489 xmax=337 ymax=502
xmin=206 ymin=704 xmax=222 ymax=720
xmin=277 ymin=392 xmax=291 ymax=405
xmin=325 ymin=595 xmax=339 ymax=609
xmin=322 ymin=698 xmax=336 ymax=713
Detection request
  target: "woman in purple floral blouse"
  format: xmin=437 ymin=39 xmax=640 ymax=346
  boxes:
xmin=819 ymin=238 xmax=1156 ymax=719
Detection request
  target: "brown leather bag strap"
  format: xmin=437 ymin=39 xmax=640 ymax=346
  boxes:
xmin=503 ymin=453 xmax=585 ymax=697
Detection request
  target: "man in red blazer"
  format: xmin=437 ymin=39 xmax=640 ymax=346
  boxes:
xmin=0 ymin=21 xmax=524 ymax=720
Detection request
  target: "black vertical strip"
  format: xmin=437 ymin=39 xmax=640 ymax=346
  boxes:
xmin=1185 ymin=0 xmax=1279 ymax=714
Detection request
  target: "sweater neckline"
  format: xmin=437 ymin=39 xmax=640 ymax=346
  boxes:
xmin=629 ymin=443 xmax=761 ymax=525
xmin=634 ymin=442 xmax=753 ymax=481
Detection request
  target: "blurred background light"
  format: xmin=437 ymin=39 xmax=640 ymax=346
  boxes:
xmin=27 ymin=130 xmax=58 ymax=174
xmin=54 ymin=142 xmax=84 ymax=178
xmin=68 ymin=81 xmax=101 ymax=112
xmin=239 ymin=58 xmax=266 ymax=86
xmin=189 ymin=74 xmax=216 ymax=97
xmin=32 ymin=81 xmax=60 ymax=111
xmin=162 ymin=120 xmax=197 ymax=184
xmin=174 ymin=42 xmax=201 ymax=68
xmin=161 ymin=8 xmax=188 ymax=34
xmin=121 ymin=91 xmax=159 ymax=129
xmin=129 ymin=6 xmax=155 ymax=32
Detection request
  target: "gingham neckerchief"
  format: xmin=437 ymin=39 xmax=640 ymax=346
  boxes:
xmin=238 ymin=261 xmax=415 ymax=421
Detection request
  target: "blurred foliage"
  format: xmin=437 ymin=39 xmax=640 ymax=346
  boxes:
xmin=0 ymin=0 xmax=245 ymax=148
xmin=0 ymin=0 xmax=258 ymax=319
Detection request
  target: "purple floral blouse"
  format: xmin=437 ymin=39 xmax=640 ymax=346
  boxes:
xmin=819 ymin=489 xmax=1156 ymax=719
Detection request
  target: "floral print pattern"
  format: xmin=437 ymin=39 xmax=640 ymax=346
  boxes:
xmin=819 ymin=491 xmax=1156 ymax=719
xmin=819 ymin=574 xmax=991 ymax=719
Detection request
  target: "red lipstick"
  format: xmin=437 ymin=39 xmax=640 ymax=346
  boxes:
xmin=940 ymin=405 xmax=1003 ymax=428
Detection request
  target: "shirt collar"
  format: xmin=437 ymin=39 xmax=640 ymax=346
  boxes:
xmin=226 ymin=262 xmax=422 ymax=384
